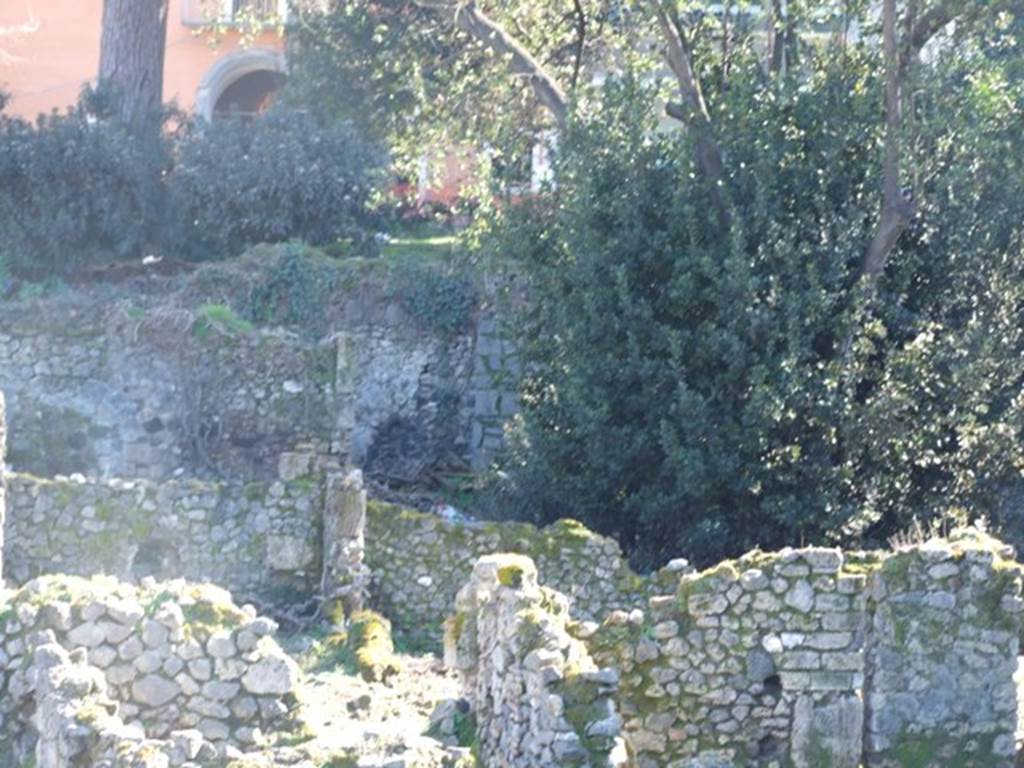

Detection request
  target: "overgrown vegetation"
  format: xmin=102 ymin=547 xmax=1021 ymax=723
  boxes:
xmin=488 ymin=20 xmax=1024 ymax=568
xmin=0 ymin=95 xmax=383 ymax=280
xmin=0 ymin=94 xmax=170 ymax=279
xmin=171 ymin=111 xmax=383 ymax=258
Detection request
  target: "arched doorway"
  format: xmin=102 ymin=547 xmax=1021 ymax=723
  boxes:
xmin=213 ymin=69 xmax=285 ymax=116
xmin=194 ymin=47 xmax=286 ymax=122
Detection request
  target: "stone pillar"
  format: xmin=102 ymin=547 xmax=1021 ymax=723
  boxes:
xmin=0 ymin=391 xmax=6 ymax=582
xmin=321 ymin=469 xmax=370 ymax=621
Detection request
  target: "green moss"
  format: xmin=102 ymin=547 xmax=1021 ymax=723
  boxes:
xmin=319 ymin=755 xmax=360 ymax=768
xmin=348 ymin=609 xmax=402 ymax=683
xmin=243 ymin=482 xmax=266 ymax=502
xmin=497 ymin=564 xmax=525 ymax=588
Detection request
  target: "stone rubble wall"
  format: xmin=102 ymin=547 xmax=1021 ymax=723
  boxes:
xmin=366 ymin=502 xmax=653 ymax=640
xmin=5 ymin=471 xmax=324 ymax=607
xmin=28 ymin=641 xmax=216 ymax=768
xmin=5 ymin=464 xmax=654 ymax=627
xmin=570 ymin=531 xmax=1024 ymax=768
xmin=445 ymin=554 xmax=629 ymax=768
xmin=469 ymin=312 xmax=521 ymax=470
xmin=584 ymin=547 xmax=866 ymax=768
xmin=0 ymin=575 xmax=302 ymax=765
xmin=0 ymin=311 xmax=474 ymax=484
xmin=864 ymin=537 xmax=1024 ymax=765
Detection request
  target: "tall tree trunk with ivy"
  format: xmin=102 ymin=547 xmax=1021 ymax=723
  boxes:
xmin=98 ymin=0 xmax=169 ymax=134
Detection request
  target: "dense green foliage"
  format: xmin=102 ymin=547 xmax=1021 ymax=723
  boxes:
xmin=171 ymin=111 xmax=383 ymax=257
xmin=283 ymin=0 xmax=641 ymax=192
xmin=0 ymin=96 xmax=382 ymax=278
xmin=0 ymin=99 xmax=170 ymax=279
xmin=492 ymin=32 xmax=1024 ymax=568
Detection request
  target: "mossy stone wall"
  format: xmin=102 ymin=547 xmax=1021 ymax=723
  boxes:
xmin=864 ymin=533 xmax=1024 ymax=766
xmin=0 ymin=263 xmax=476 ymax=484
xmin=445 ymin=554 xmax=629 ymax=768
xmin=365 ymin=501 xmax=648 ymax=644
xmin=567 ymin=532 xmax=1024 ymax=768
xmin=5 ymin=472 xmax=323 ymax=607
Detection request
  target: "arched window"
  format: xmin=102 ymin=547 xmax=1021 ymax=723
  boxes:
xmin=194 ymin=47 xmax=286 ymax=122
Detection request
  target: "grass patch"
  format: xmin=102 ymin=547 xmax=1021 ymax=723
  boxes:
xmin=193 ymin=302 xmax=253 ymax=339
xmin=381 ymin=234 xmax=457 ymax=265
xmin=283 ymin=627 xmax=358 ymax=675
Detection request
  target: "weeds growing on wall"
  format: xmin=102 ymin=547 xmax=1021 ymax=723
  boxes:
xmin=393 ymin=263 xmax=478 ymax=340
xmin=247 ymin=245 xmax=340 ymax=338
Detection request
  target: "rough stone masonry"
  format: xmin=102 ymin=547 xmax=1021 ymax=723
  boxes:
xmin=450 ymin=530 xmax=1024 ymax=768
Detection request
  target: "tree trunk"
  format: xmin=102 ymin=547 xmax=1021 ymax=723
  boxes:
xmin=99 ymin=0 xmax=169 ymax=134
xmin=416 ymin=0 xmax=568 ymax=132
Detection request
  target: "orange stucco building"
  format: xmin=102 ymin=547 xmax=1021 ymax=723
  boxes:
xmin=0 ymin=1 xmax=506 ymax=205
xmin=0 ymin=0 xmax=286 ymax=121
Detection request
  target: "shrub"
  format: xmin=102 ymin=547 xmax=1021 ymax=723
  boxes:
xmin=170 ymin=110 xmax=384 ymax=258
xmin=493 ymin=65 xmax=1024 ymax=569
xmin=393 ymin=263 xmax=478 ymax=339
xmin=0 ymin=98 xmax=170 ymax=278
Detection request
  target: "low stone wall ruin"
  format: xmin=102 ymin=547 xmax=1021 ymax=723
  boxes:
xmin=5 ymin=471 xmax=324 ymax=607
xmin=0 ymin=574 xmax=302 ymax=766
xmin=452 ymin=533 xmax=1024 ymax=768
xmin=0 ymin=250 xmax=526 ymax=485
xmin=366 ymin=502 xmax=652 ymax=637
xmin=445 ymin=554 xmax=630 ymax=768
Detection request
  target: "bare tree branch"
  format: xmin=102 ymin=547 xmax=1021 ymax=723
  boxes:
xmin=863 ymin=0 xmax=916 ymax=280
xmin=768 ymin=0 xmax=785 ymax=75
xmin=570 ymin=0 xmax=587 ymax=90
xmin=416 ymin=0 xmax=569 ymax=132
xmin=654 ymin=3 xmax=731 ymax=229
xmin=862 ymin=0 xmax=1015 ymax=280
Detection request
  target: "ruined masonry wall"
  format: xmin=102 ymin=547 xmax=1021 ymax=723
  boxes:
xmin=865 ymin=541 xmax=1024 ymax=765
xmin=445 ymin=554 xmax=629 ymax=768
xmin=573 ymin=532 xmax=1024 ymax=768
xmin=0 ymin=575 xmax=302 ymax=765
xmin=0 ymin=391 xmax=6 ymax=579
xmin=0 ymin=316 xmax=473 ymax=484
xmin=366 ymin=502 xmax=651 ymax=637
xmin=5 ymin=472 xmax=323 ymax=606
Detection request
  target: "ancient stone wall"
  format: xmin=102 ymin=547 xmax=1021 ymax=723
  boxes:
xmin=444 ymin=554 xmax=629 ymax=768
xmin=0 ymin=575 xmax=302 ymax=765
xmin=0 ymin=250 xmax=530 ymax=486
xmin=469 ymin=312 xmax=521 ymax=469
xmin=0 ymin=390 xmax=6 ymax=579
xmin=365 ymin=501 xmax=650 ymax=640
xmin=568 ymin=531 xmax=1024 ymax=768
xmin=0 ymin=310 xmax=472 ymax=483
xmin=585 ymin=547 xmax=867 ymax=768
xmin=864 ymin=540 xmax=1024 ymax=765
xmin=5 ymin=472 xmax=323 ymax=607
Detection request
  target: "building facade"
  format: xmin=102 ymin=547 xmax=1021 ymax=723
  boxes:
xmin=0 ymin=0 xmax=285 ymax=121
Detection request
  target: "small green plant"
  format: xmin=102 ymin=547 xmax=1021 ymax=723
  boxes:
xmin=193 ymin=303 xmax=253 ymax=340
xmin=393 ymin=263 xmax=478 ymax=339
xmin=248 ymin=245 xmax=337 ymax=337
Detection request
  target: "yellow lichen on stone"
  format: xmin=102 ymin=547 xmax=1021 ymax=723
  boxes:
xmin=348 ymin=609 xmax=402 ymax=683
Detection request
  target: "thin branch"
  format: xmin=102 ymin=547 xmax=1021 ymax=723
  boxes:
xmin=570 ymin=0 xmax=587 ymax=90
xmin=654 ymin=2 xmax=731 ymax=229
xmin=416 ymin=0 xmax=569 ymax=132
xmin=863 ymin=0 xmax=916 ymax=280
xmin=768 ymin=0 xmax=784 ymax=75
